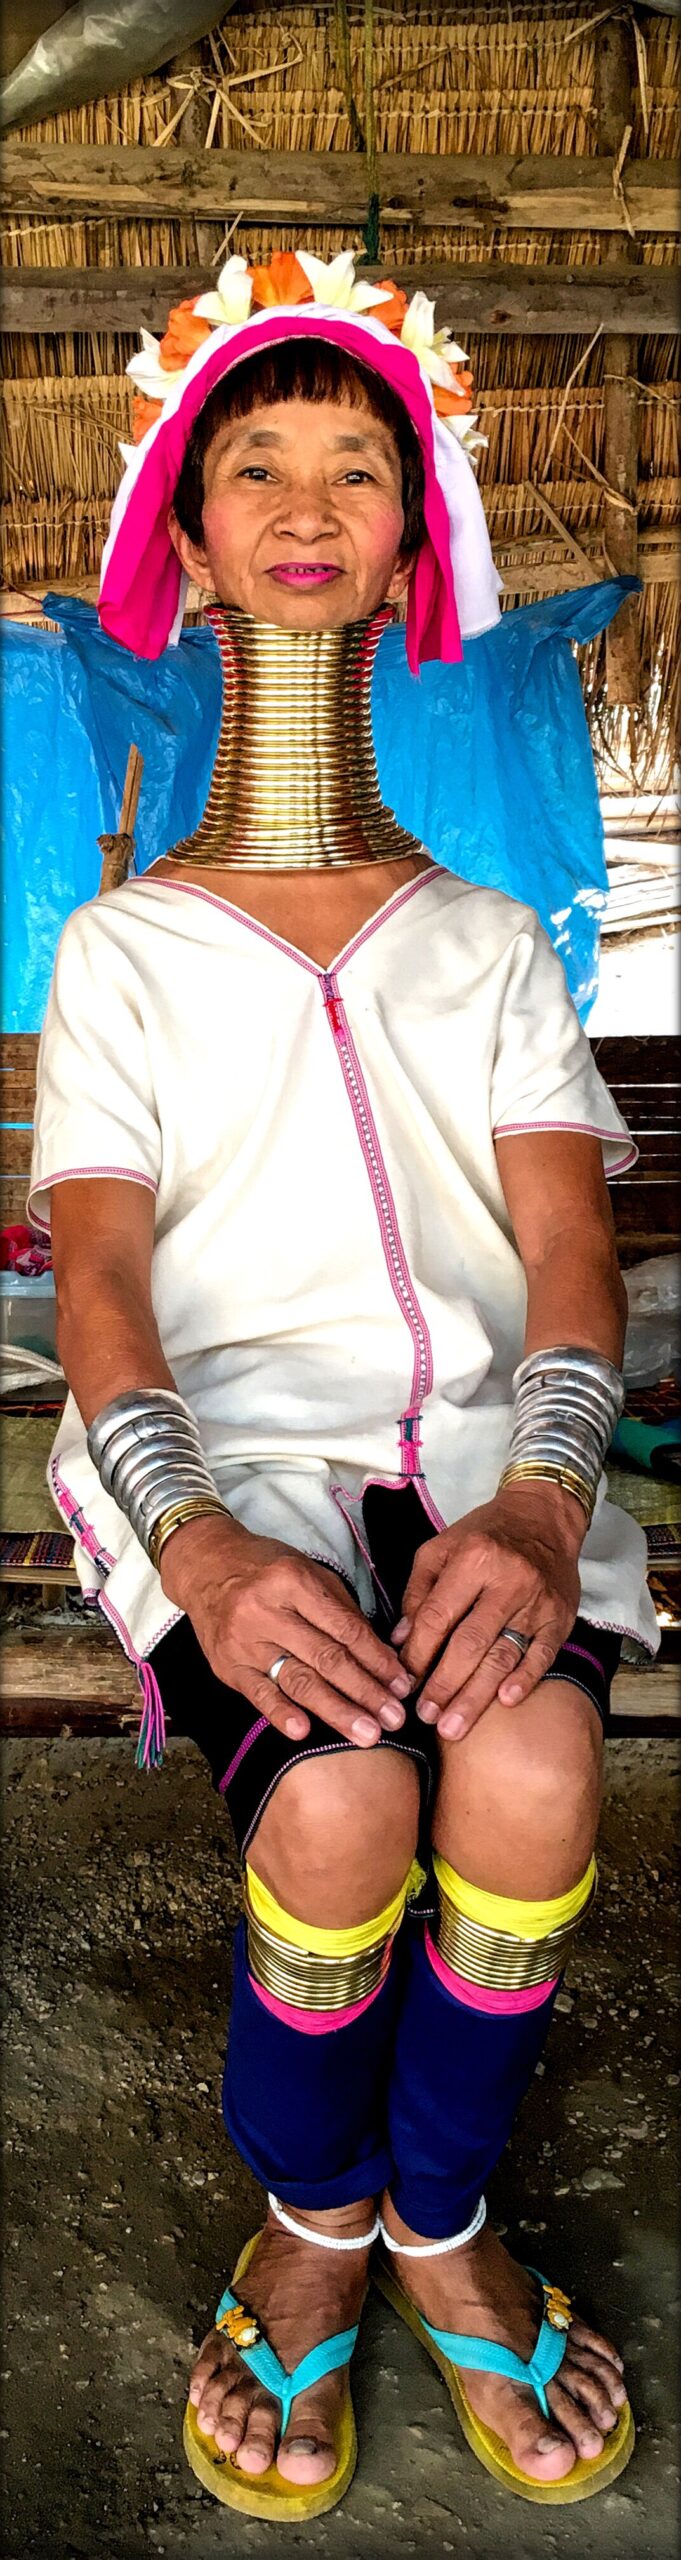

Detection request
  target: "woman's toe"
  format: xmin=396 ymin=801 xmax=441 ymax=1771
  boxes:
xmin=510 ymin=2405 xmax=578 ymax=2482
xmin=277 ymin=2432 xmax=337 ymax=2485
xmin=565 ymin=2352 xmax=624 ymax=2431
xmin=547 ymin=2379 xmax=605 ymax=2462
xmin=276 ymin=2381 xmax=338 ymax=2482
xmin=189 ymin=2333 xmax=226 ymax=2407
xmin=569 ymin=2316 xmax=625 ymax=2374
xmin=195 ymin=2375 xmax=234 ymax=2441
xmin=234 ymin=2396 xmax=278 ymax=2475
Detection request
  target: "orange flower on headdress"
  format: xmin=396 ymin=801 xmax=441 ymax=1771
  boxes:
xmin=371 ymin=279 xmax=409 ymax=335
xmin=158 ymin=298 xmax=212 ymax=372
xmin=433 ymin=370 xmax=475 ymax=418
xmin=248 ymin=251 xmax=314 ymax=309
xmin=131 ymin=392 xmax=163 ymax=444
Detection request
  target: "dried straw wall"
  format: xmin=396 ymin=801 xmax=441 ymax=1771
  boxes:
xmin=2 ymin=1 xmax=679 ymax=791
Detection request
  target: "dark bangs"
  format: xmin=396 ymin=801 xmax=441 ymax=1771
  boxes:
xmin=171 ymin=335 xmax=426 ymax=557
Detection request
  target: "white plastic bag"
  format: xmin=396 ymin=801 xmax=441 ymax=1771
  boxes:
xmin=623 ymin=1253 xmax=681 ymax=1386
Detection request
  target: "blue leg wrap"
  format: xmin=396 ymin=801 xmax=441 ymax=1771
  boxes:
xmin=387 ymin=1933 xmax=557 ymax=2238
xmin=223 ymin=1920 xmax=402 ymax=2210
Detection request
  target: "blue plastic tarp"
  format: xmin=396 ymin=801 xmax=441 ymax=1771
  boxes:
xmin=1 ymin=578 xmax=637 ymax=1032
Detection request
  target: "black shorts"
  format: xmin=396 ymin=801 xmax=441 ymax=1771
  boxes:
xmin=150 ymin=1481 xmax=621 ymax=1862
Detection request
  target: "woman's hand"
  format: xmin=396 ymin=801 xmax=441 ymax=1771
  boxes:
xmin=391 ymin=1482 xmax=585 ymax=1741
xmin=160 ymin=1511 xmax=412 ymax=1746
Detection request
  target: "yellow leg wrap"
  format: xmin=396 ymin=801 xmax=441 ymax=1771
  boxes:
xmin=432 ymin=1853 xmax=597 ymax=1991
xmin=244 ymin=1859 xmax=420 ymax=2009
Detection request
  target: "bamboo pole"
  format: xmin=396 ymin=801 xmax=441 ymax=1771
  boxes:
xmin=596 ymin=16 xmax=641 ymax=715
xmin=97 ymin=740 xmax=143 ymax=894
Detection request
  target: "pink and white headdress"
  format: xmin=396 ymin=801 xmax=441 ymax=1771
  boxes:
xmin=99 ymin=247 xmax=503 ymax=672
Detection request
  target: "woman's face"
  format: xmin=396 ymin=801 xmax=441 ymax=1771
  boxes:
xmin=169 ymin=394 xmax=414 ymax=628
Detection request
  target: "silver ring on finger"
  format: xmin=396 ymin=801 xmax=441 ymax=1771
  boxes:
xmin=499 ymin=1625 xmax=531 ymax=1657
xmin=268 ymin=1654 xmax=289 ymax=1686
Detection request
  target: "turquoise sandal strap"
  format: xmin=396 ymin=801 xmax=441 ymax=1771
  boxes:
xmin=214 ymin=2283 xmax=358 ymax=2437
xmin=421 ymin=2273 xmax=569 ymax=2424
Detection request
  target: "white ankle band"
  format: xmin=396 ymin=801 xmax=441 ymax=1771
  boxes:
xmin=378 ymin=2194 xmax=487 ymax=2256
xmin=268 ymin=2193 xmax=380 ymax=2250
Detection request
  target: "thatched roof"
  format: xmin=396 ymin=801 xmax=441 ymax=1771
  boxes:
xmin=1 ymin=1 xmax=679 ymax=795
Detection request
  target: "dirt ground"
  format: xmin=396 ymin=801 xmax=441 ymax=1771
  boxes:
xmin=1 ymin=1731 xmax=678 ymax=2560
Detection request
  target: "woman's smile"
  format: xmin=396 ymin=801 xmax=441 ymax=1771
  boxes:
xmin=268 ymin=564 xmax=343 ymax=587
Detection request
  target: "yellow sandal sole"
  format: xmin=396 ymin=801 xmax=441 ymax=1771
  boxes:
xmin=182 ymin=2230 xmax=358 ymax=2521
xmin=373 ymin=2259 xmax=635 ymax=2506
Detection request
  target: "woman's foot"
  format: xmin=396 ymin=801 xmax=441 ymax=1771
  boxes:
xmin=380 ymin=2198 xmax=628 ymax=2485
xmin=188 ymin=2200 xmax=374 ymax=2485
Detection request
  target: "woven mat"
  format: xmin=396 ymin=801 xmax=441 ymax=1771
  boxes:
xmin=0 ymin=1411 xmax=62 ymax=1533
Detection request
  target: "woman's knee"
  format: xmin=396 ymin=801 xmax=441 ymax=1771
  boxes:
xmin=250 ymin=1745 xmax=420 ymax=1926
xmin=434 ymin=1680 xmax=603 ymax=1896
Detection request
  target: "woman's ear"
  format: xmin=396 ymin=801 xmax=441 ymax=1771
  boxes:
xmin=384 ymin=550 xmax=414 ymax=605
xmin=167 ymin=507 xmax=214 ymax=593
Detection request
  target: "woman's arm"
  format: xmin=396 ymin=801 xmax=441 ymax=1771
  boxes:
xmin=51 ymin=1179 xmax=407 ymax=1748
xmin=393 ymin=1133 xmax=628 ymax=1734
xmin=495 ymin=1128 xmax=627 ymax=1367
xmin=52 ymin=1178 xmax=175 ymax=1422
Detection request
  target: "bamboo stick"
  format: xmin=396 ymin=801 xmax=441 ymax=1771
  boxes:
xmin=97 ymin=740 xmax=143 ymax=893
xmin=597 ymin=14 xmax=642 ymax=713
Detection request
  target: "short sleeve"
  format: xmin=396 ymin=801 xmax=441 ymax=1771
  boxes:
xmin=491 ymin=910 xmax=636 ymax=1178
xmin=28 ymin=903 xmax=162 ymax=1231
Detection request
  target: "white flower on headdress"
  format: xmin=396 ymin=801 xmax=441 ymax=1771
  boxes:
xmin=399 ymin=290 xmax=469 ymax=391
xmin=441 ymin=411 xmax=488 ymax=462
xmin=295 ymin=249 xmax=395 ymax=317
xmin=126 ymin=328 xmax=170 ymax=405
xmin=193 ymin=253 xmax=254 ymax=328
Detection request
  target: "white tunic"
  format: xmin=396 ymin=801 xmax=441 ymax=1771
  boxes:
xmin=29 ymin=864 xmax=658 ymax=1669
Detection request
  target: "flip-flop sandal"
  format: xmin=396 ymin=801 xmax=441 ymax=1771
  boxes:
xmin=373 ymin=2258 xmax=635 ymax=2504
xmin=183 ymin=2230 xmax=358 ymax=2521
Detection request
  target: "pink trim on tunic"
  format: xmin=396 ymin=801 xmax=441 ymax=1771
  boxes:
xmin=320 ymin=970 xmax=434 ymax=1461
xmin=424 ymin=1927 xmax=558 ymax=2014
xmin=148 ymin=863 xmax=439 ymax=984
xmin=492 ymin=1120 xmax=637 ymax=1179
xmin=28 ymin=1165 xmax=158 ymax=1226
xmin=219 ymin=1718 xmax=269 ymax=1793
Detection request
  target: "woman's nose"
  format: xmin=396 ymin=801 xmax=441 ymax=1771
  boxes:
xmin=272 ymin=488 xmax=340 ymax=536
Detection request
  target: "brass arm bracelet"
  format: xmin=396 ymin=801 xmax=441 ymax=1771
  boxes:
xmin=498 ymin=1460 xmax=594 ymax=1525
xmin=148 ymin=1495 xmax=227 ymax=1573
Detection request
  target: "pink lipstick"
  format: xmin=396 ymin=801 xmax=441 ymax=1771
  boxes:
xmin=268 ymin=565 xmax=342 ymax=587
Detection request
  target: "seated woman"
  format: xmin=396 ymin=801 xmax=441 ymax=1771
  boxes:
xmin=30 ymin=246 xmax=657 ymax=2521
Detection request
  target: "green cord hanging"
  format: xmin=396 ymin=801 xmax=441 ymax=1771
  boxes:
xmin=333 ymin=0 xmax=380 ymax=268
xmin=360 ymin=0 xmax=380 ymax=266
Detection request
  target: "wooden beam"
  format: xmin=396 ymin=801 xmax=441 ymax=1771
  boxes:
xmin=1 ymin=533 xmax=678 ymax=618
xmin=597 ymin=15 xmax=641 ymax=712
xmin=1 ymin=144 xmax=678 ymax=231
xmin=2 ymin=263 xmax=677 ymax=337
xmin=0 ymin=1628 xmax=674 ymax=1736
